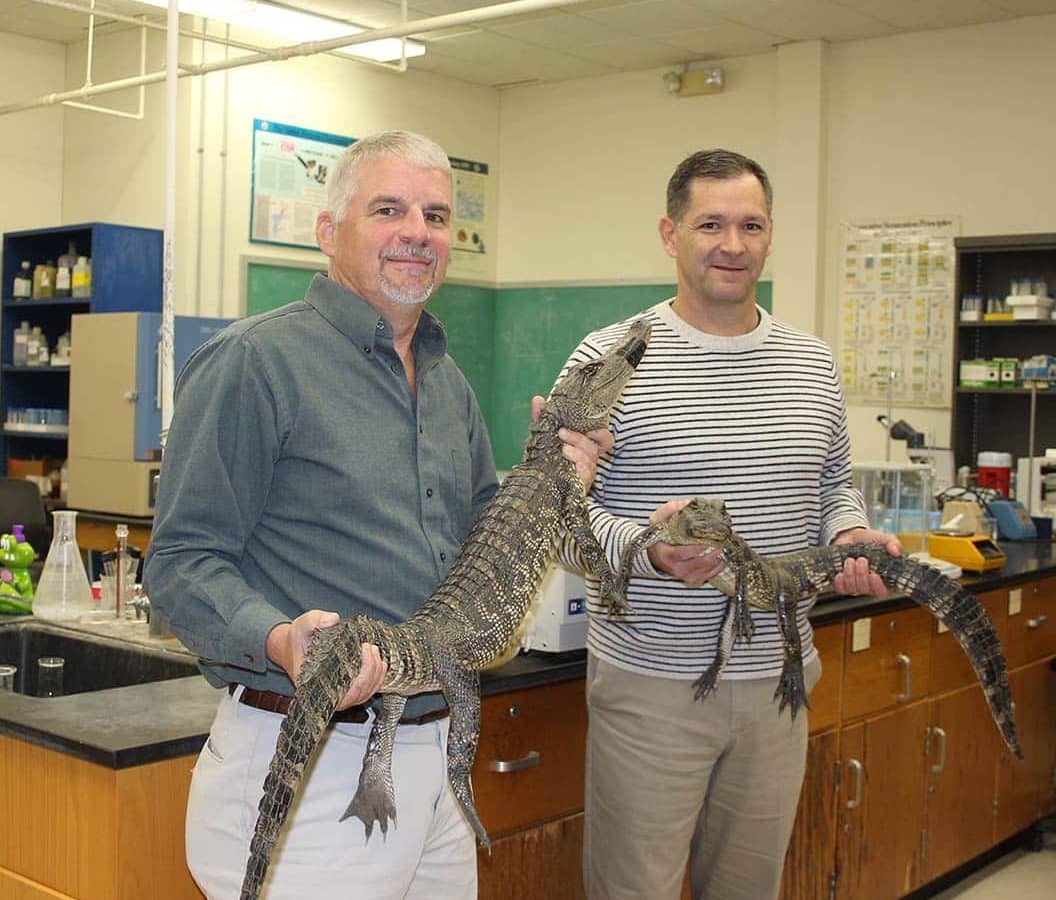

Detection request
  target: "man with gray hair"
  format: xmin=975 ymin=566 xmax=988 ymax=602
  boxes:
xmin=145 ymin=130 xmax=609 ymax=897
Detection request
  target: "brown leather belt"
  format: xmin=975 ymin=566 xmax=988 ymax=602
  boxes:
xmin=229 ymin=684 xmax=449 ymax=727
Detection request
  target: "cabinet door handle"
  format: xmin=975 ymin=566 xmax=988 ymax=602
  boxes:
xmin=896 ymin=652 xmax=912 ymax=702
xmin=846 ymin=758 xmax=863 ymax=809
xmin=1027 ymin=615 xmax=1048 ymax=630
xmin=489 ymin=750 xmax=541 ymax=773
xmin=930 ymin=726 xmax=947 ymax=774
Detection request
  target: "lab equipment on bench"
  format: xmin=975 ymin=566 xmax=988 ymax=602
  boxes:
xmin=926 ymin=531 xmax=1006 ymax=573
xmin=985 ymin=499 xmax=1037 ymax=540
xmin=522 ymin=562 xmax=588 ymax=653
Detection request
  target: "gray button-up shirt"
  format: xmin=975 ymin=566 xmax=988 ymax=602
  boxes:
xmin=144 ymin=275 xmax=498 ymax=716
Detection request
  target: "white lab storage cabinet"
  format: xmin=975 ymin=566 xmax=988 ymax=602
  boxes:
xmin=67 ymin=312 xmax=231 ymax=516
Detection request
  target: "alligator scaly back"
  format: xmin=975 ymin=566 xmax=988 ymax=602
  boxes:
xmin=239 ymin=319 xmax=651 ymax=900
xmin=608 ymin=497 xmax=1021 ymax=760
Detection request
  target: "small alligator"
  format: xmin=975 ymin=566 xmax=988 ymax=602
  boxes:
xmin=607 ymin=497 xmax=1021 ymax=759
xmin=239 ymin=319 xmax=651 ymax=900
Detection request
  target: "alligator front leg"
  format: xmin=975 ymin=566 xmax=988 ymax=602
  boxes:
xmin=562 ymin=491 xmax=622 ymax=615
xmin=693 ymin=597 xmax=737 ymax=700
xmin=434 ymin=651 xmax=489 ymax=850
xmin=609 ymin=521 xmax=667 ymax=614
xmin=772 ymin=584 xmax=810 ymax=719
xmin=732 ymin=565 xmax=756 ymax=640
xmin=341 ymin=693 xmax=406 ymax=839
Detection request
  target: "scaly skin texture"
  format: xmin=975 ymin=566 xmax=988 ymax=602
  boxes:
xmin=608 ymin=497 xmax=1022 ymax=760
xmin=239 ymin=319 xmax=651 ymax=900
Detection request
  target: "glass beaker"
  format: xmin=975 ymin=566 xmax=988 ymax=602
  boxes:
xmin=0 ymin=664 xmax=16 ymax=692
xmin=36 ymin=656 xmax=64 ymax=697
xmin=32 ymin=510 xmax=93 ymax=622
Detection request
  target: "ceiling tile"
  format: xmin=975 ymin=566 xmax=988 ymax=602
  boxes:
xmin=491 ymin=11 xmax=632 ymax=49
xmin=564 ymin=34 xmax=690 ymax=68
xmin=657 ymin=21 xmax=782 ymax=57
xmin=837 ymin=0 xmax=1008 ymax=30
xmin=986 ymin=0 xmax=1056 ymax=13
xmin=579 ymin=0 xmax=731 ymax=33
xmin=689 ymin=0 xmax=897 ymax=41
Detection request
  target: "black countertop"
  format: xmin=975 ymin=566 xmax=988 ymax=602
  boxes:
xmin=2 ymin=540 xmax=1054 ymax=771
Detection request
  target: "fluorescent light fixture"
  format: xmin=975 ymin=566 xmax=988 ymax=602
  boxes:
xmin=135 ymin=0 xmax=425 ymax=63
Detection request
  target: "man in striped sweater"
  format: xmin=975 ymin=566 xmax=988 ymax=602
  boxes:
xmin=559 ymin=149 xmax=901 ymax=900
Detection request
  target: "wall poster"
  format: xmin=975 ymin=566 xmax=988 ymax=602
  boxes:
xmin=250 ymin=119 xmax=490 ymax=272
xmin=837 ymin=217 xmax=958 ymax=408
xmin=250 ymin=119 xmax=353 ymax=249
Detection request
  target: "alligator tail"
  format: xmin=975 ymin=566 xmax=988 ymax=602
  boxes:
xmin=828 ymin=544 xmax=1022 ymax=759
xmin=239 ymin=626 xmax=357 ymax=900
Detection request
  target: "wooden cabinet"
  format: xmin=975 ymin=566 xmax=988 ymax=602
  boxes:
xmin=474 ymin=678 xmax=587 ymax=898
xmin=1005 ymin=578 xmax=1056 ymax=668
xmin=921 ymin=685 xmax=1002 ymax=883
xmin=0 ymin=734 xmax=202 ymax=900
xmin=842 ymin=606 xmax=932 ymax=721
xmin=835 ymin=703 xmax=931 ymax=900
xmin=779 ymin=728 xmax=840 ymax=900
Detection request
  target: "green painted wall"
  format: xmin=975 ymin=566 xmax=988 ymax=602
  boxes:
xmin=242 ymin=261 xmax=773 ymax=469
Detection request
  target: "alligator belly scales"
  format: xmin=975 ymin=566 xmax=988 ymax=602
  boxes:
xmin=238 ymin=319 xmax=651 ymax=900
xmin=608 ymin=497 xmax=1021 ymax=759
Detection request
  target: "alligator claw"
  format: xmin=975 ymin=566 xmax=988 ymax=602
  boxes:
xmin=733 ymin=597 xmax=755 ymax=640
xmin=693 ymin=665 xmax=720 ymax=701
xmin=341 ymin=772 xmax=397 ymax=840
xmin=774 ymin=664 xmax=810 ymax=719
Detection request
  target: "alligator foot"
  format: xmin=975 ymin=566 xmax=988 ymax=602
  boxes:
xmin=341 ymin=769 xmax=397 ymax=840
xmin=601 ymin=575 xmax=632 ymax=618
xmin=693 ymin=663 xmax=721 ymax=701
xmin=773 ymin=660 xmax=810 ymax=719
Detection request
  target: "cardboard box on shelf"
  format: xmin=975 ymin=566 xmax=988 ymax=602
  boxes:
xmin=7 ymin=457 xmax=63 ymax=480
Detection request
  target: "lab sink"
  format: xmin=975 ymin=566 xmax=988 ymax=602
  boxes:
xmin=0 ymin=620 xmax=199 ymax=697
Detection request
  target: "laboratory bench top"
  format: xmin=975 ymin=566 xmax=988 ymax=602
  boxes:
xmin=1 ymin=540 xmax=1054 ymax=770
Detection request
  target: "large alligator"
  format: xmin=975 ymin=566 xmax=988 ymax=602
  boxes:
xmin=608 ymin=497 xmax=1021 ymax=759
xmin=239 ymin=319 xmax=651 ymax=900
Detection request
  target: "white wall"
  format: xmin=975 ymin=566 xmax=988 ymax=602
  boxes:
xmin=496 ymin=53 xmax=777 ymax=287
xmin=0 ymin=32 xmax=65 ymax=247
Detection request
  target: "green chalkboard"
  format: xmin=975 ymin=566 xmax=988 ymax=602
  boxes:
xmin=423 ymin=282 xmax=496 ymax=420
xmin=245 ymin=261 xmax=323 ymax=317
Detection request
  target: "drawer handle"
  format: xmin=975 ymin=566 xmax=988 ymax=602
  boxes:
xmin=846 ymin=758 xmax=863 ymax=809
xmin=930 ymin=726 xmax=947 ymax=775
xmin=1027 ymin=615 xmax=1048 ymax=630
xmin=489 ymin=750 xmax=541 ymax=773
xmin=896 ymin=652 xmax=912 ymax=702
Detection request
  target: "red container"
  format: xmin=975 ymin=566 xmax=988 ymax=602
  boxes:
xmin=977 ymin=466 xmax=1011 ymax=497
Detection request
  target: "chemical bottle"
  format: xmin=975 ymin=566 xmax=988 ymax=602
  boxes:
xmin=71 ymin=256 xmax=92 ymax=298
xmin=55 ymin=242 xmax=77 ymax=298
xmin=32 ymin=261 xmax=56 ymax=299
xmin=12 ymin=261 xmax=32 ymax=299
xmin=0 ymin=524 xmax=37 ymax=602
xmin=12 ymin=321 xmax=29 ymax=367
xmin=33 ymin=510 xmax=92 ymax=621
xmin=36 ymin=333 xmax=50 ymax=367
xmin=54 ymin=331 xmax=71 ymax=366
xmin=26 ymin=327 xmax=42 ymax=367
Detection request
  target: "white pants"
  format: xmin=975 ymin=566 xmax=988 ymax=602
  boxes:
xmin=186 ymin=688 xmax=477 ymax=899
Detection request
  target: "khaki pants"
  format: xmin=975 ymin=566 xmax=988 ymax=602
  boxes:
xmin=584 ymin=654 xmax=821 ymax=900
xmin=185 ymin=688 xmax=476 ymax=900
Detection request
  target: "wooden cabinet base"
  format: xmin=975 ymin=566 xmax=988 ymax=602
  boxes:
xmin=478 ymin=813 xmax=584 ymax=900
xmin=0 ymin=736 xmax=203 ymax=900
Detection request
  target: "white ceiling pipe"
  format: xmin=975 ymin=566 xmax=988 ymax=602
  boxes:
xmin=1 ymin=0 xmax=591 ymax=116
xmin=29 ymin=0 xmax=411 ymax=72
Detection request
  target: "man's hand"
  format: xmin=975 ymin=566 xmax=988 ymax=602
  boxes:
xmin=266 ymin=610 xmax=387 ymax=710
xmin=531 ymin=395 xmax=614 ymax=490
xmin=832 ymin=528 xmax=902 ymax=599
xmin=645 ymin=498 xmax=725 ymax=588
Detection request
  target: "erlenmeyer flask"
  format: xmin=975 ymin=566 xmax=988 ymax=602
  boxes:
xmin=33 ymin=510 xmax=92 ymax=621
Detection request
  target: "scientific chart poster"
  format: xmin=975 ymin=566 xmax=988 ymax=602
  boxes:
xmin=250 ymin=120 xmax=491 ymax=274
xmin=250 ymin=119 xmax=353 ymax=249
xmin=447 ymin=157 xmax=489 ymax=277
xmin=837 ymin=218 xmax=958 ymax=408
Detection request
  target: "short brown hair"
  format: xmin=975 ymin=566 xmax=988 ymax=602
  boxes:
xmin=666 ymin=149 xmax=772 ymax=221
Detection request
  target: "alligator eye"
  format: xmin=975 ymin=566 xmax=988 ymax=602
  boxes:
xmin=580 ymin=361 xmax=602 ymax=377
